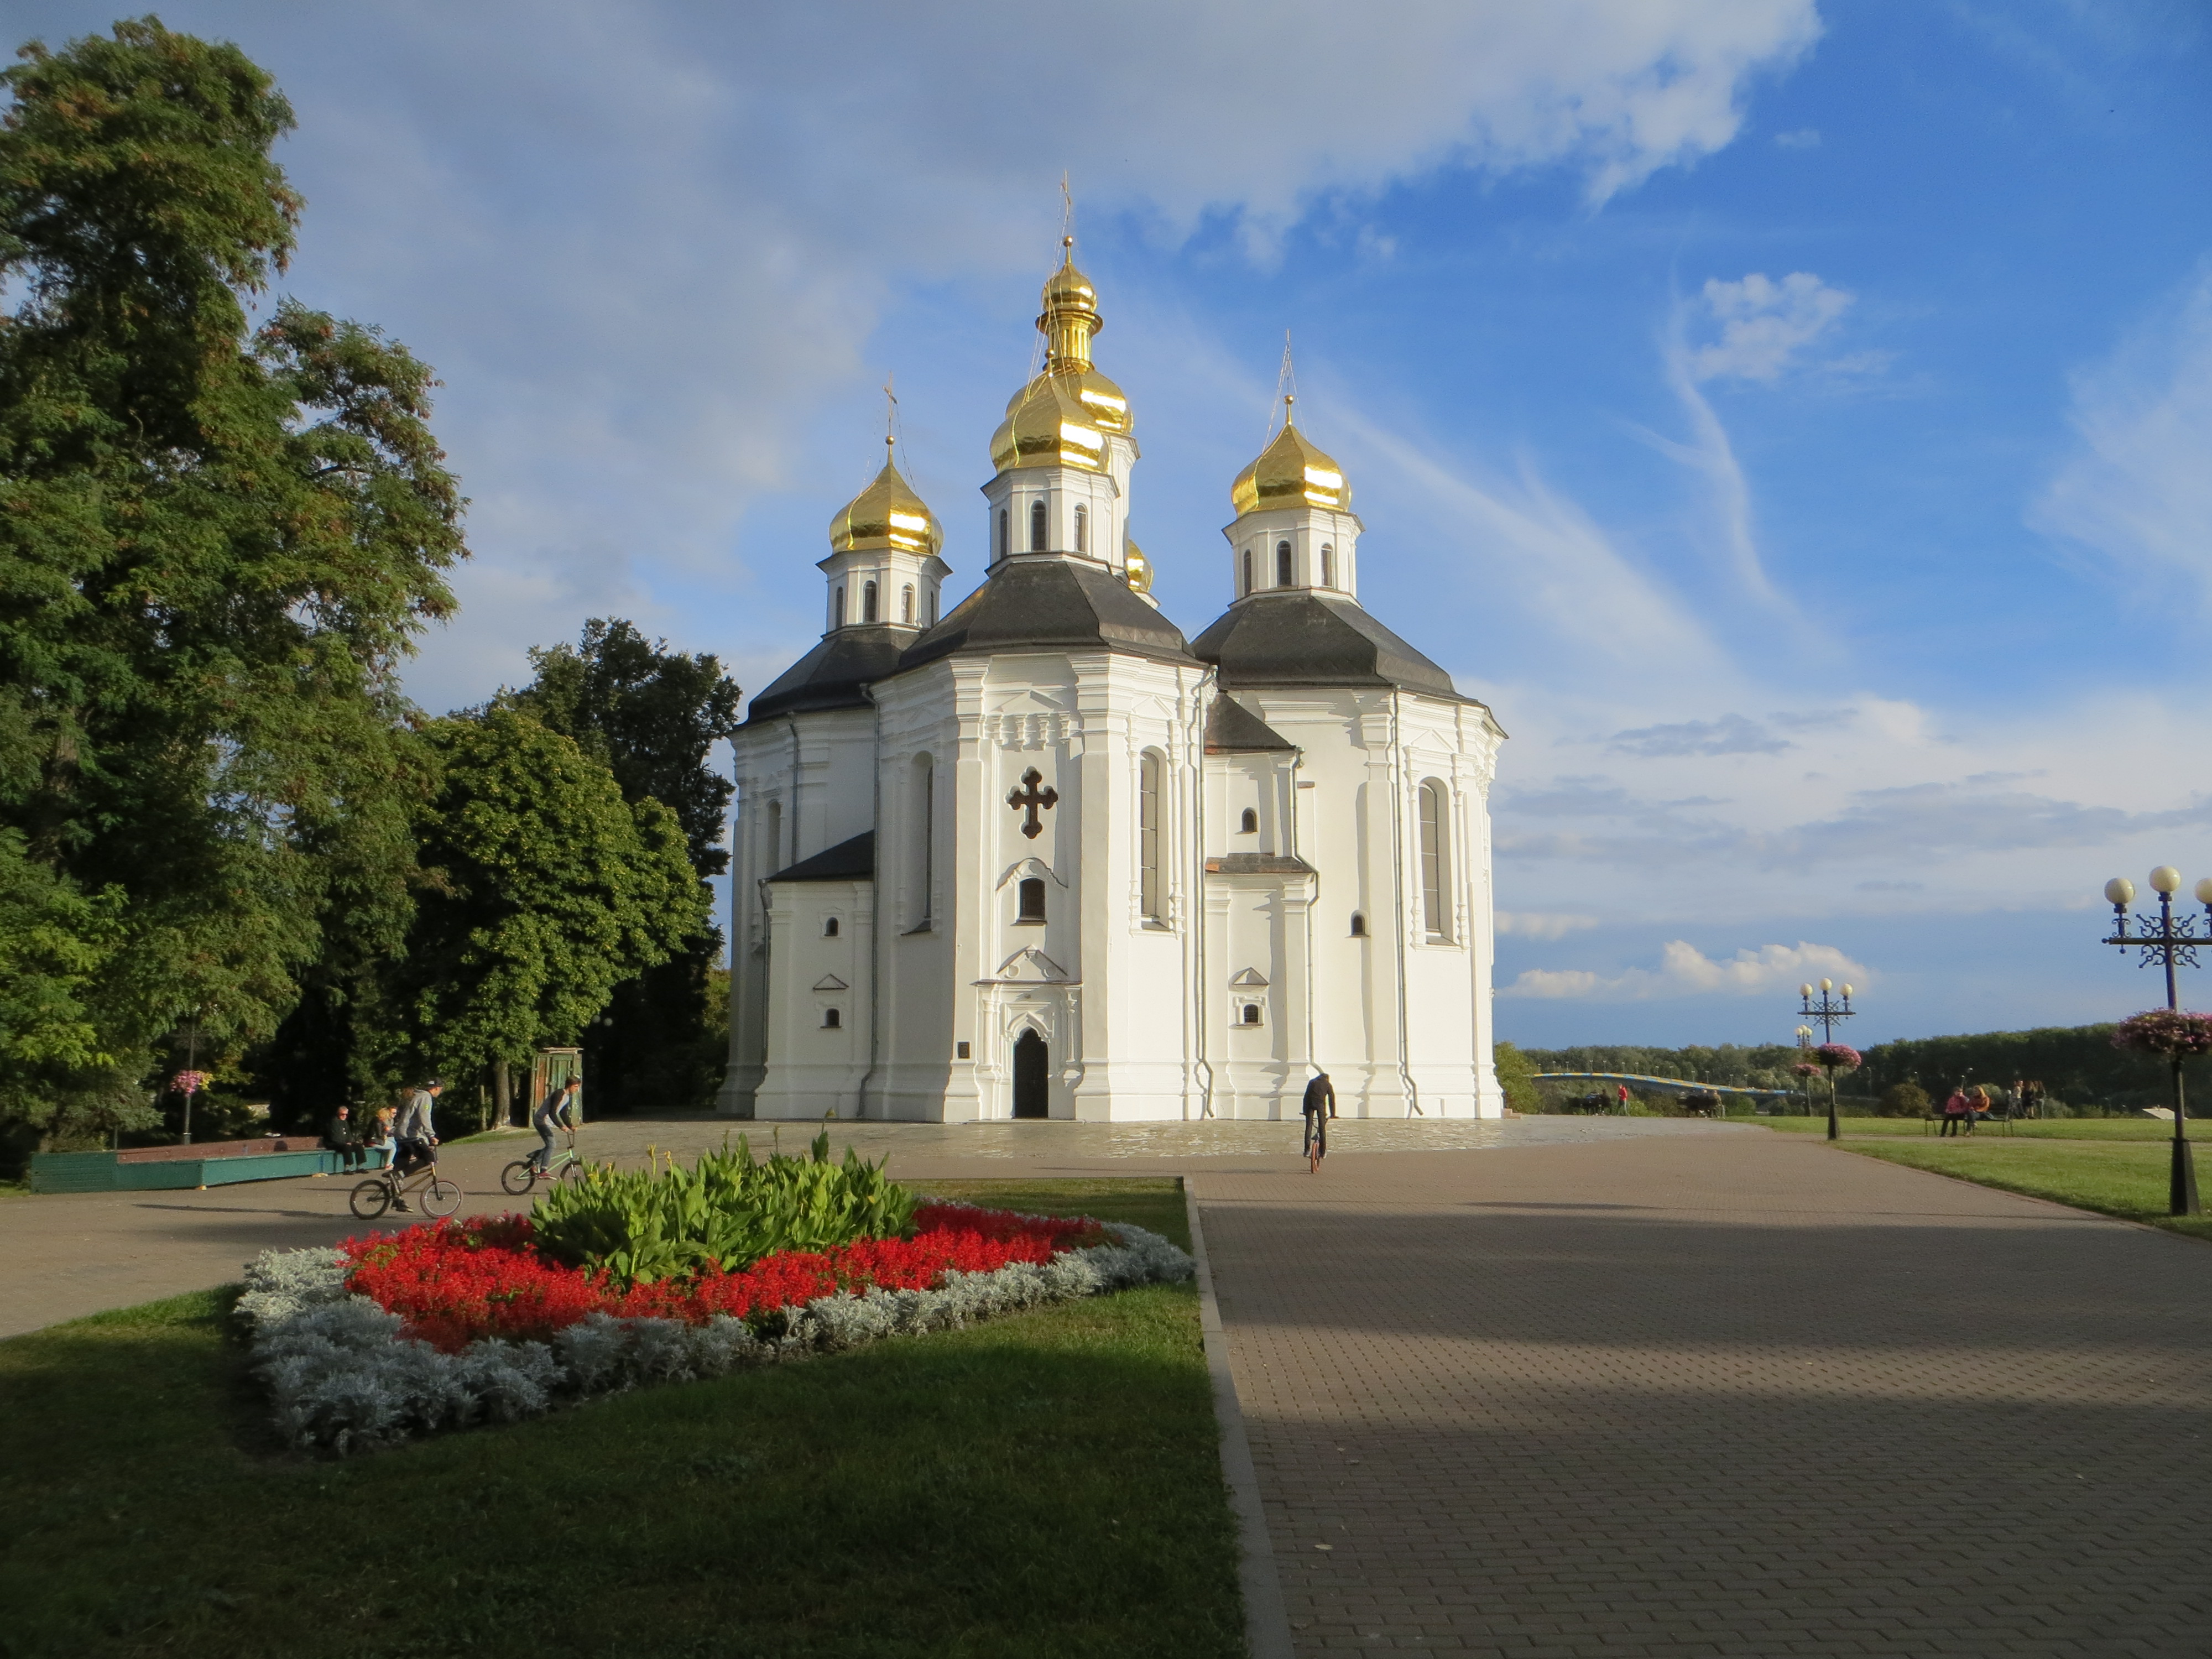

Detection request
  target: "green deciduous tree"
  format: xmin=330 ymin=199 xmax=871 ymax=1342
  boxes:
xmin=0 ymin=19 xmax=462 ymax=1156
xmin=507 ymin=619 xmax=740 ymax=1111
xmin=1490 ymin=1040 xmax=1541 ymax=1115
xmin=390 ymin=709 xmax=707 ymax=1113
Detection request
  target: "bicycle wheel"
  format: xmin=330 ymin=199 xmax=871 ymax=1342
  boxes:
xmin=499 ymin=1159 xmax=536 ymax=1196
xmin=420 ymin=1174 xmax=463 ymax=1218
xmin=349 ymin=1178 xmax=392 ymax=1220
xmin=556 ymin=1156 xmax=585 ymax=1186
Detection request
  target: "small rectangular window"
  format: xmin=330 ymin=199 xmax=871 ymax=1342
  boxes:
xmin=1016 ymin=877 xmax=1046 ymax=922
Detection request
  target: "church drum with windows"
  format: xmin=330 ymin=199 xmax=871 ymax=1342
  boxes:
xmin=719 ymin=250 xmax=1506 ymax=1121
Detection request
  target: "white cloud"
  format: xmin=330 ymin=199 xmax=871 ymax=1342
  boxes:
xmin=1504 ymin=940 xmax=1869 ymax=1000
xmin=1773 ymin=128 xmax=1821 ymax=147
xmin=1685 ymin=272 xmax=1856 ymax=383
xmin=2032 ymin=262 xmax=2212 ymax=607
xmin=1496 ymin=911 xmax=1602 ymax=940
xmin=51 ymin=0 xmax=1816 ymax=709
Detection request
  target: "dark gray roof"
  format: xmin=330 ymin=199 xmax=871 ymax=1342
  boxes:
xmin=898 ymin=557 xmax=1197 ymax=671
xmin=766 ymin=831 xmax=874 ymax=884
xmin=1190 ymin=592 xmax=1473 ymax=702
xmin=744 ymin=627 xmax=910 ymax=724
xmin=1205 ymin=853 xmax=1317 ymax=876
xmin=1205 ymin=696 xmax=1296 ymax=753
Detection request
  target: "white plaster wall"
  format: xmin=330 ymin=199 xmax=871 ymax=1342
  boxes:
xmin=754 ymin=876 xmax=873 ymax=1119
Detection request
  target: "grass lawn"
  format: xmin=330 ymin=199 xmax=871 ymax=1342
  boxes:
xmin=1814 ymin=1136 xmax=2212 ymax=1245
xmin=0 ymin=1177 xmax=1240 ymax=1659
xmin=1749 ymin=1114 xmax=2180 ymax=1140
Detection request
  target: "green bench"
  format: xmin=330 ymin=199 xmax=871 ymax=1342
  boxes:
xmin=30 ymin=1136 xmax=390 ymax=1193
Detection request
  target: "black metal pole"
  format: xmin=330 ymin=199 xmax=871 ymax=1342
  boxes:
xmin=2171 ymin=1053 xmax=2198 ymax=1216
xmin=1827 ymin=1067 xmax=1839 ymax=1141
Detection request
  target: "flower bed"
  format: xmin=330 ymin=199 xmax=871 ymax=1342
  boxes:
xmin=346 ymin=1203 xmax=1112 ymax=1350
xmin=236 ymin=1201 xmax=1193 ymax=1456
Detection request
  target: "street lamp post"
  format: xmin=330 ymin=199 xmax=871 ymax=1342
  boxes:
xmin=2100 ymin=867 xmax=2212 ymax=1217
xmin=1797 ymin=979 xmax=1856 ymax=1141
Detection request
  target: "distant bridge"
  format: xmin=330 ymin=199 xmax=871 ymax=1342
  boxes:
xmin=1533 ymin=1072 xmax=1797 ymax=1100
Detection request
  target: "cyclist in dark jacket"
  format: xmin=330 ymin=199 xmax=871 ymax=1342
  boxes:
xmin=530 ymin=1077 xmax=580 ymax=1176
xmin=1301 ymin=1071 xmax=1336 ymax=1173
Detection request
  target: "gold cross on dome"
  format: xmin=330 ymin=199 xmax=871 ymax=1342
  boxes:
xmin=1007 ymin=768 xmax=1058 ymax=839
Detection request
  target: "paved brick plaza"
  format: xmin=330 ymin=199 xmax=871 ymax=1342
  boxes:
xmin=6 ymin=1118 xmax=2208 ymax=1655
xmin=1194 ymin=1132 xmax=2212 ymax=1657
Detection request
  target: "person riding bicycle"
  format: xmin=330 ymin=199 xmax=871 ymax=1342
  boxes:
xmin=530 ymin=1076 xmax=580 ymax=1177
xmin=391 ymin=1080 xmax=441 ymax=1205
xmin=1301 ymin=1069 xmax=1336 ymax=1174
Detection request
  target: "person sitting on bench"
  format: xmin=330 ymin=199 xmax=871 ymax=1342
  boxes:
xmin=321 ymin=1104 xmax=368 ymax=1172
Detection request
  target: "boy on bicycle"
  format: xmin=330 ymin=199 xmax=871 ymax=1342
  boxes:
xmin=531 ymin=1076 xmax=580 ymax=1177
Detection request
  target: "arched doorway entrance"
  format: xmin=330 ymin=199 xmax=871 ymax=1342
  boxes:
xmin=1012 ymin=1029 xmax=1049 ymax=1119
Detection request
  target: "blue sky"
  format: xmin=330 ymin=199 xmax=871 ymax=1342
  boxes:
xmin=17 ymin=1 xmax=2211 ymax=1047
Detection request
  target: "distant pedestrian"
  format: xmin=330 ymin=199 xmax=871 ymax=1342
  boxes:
xmin=321 ymin=1104 xmax=367 ymax=1172
xmin=1301 ymin=1070 xmax=1337 ymax=1173
xmin=1616 ymin=1083 xmax=1630 ymax=1112
xmin=1940 ymin=1088 xmax=1970 ymax=1138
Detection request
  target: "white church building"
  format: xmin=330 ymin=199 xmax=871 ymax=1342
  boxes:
xmin=718 ymin=247 xmax=1507 ymax=1121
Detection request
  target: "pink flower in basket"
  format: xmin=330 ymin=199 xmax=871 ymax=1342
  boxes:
xmin=1792 ymin=1062 xmax=1820 ymax=1078
xmin=173 ymin=1070 xmax=211 ymax=1095
xmin=2111 ymin=1010 xmax=2212 ymax=1060
xmin=1814 ymin=1044 xmax=1861 ymax=1071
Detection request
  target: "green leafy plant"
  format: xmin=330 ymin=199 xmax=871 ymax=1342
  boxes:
xmin=531 ymin=1132 xmax=917 ymax=1287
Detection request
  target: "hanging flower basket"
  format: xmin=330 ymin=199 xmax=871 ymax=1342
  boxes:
xmin=2111 ymin=1010 xmax=2212 ymax=1059
xmin=173 ymin=1070 xmax=210 ymax=1095
xmin=1814 ymin=1044 xmax=1861 ymax=1072
xmin=1792 ymin=1062 xmax=1819 ymax=1079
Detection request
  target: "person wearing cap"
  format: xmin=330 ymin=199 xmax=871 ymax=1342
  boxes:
xmin=392 ymin=1079 xmax=440 ymax=1181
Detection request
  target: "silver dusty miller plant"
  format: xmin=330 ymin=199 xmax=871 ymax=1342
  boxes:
xmin=237 ymin=1209 xmax=1193 ymax=1456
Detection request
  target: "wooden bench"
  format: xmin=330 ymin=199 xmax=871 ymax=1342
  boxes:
xmin=30 ymin=1136 xmax=390 ymax=1193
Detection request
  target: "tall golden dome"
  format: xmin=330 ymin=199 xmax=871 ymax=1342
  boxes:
xmin=827 ymin=440 xmax=943 ymax=556
xmin=988 ymin=238 xmax=1133 ymax=474
xmin=1230 ymin=399 xmax=1349 ymax=514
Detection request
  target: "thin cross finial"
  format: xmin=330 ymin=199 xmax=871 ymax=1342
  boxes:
xmin=1060 ymin=171 xmax=1074 ymax=258
xmin=1266 ymin=330 xmax=1298 ymax=441
xmin=883 ymin=372 xmax=898 ymax=464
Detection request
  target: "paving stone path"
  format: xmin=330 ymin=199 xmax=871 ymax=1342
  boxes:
xmin=8 ymin=1117 xmax=2208 ymax=1655
xmin=1192 ymin=1131 xmax=2212 ymax=1657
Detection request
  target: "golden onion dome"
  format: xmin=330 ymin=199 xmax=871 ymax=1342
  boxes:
xmin=1124 ymin=539 xmax=1152 ymax=593
xmin=827 ymin=442 xmax=942 ymax=557
xmin=1230 ymin=403 xmax=1350 ymax=515
xmin=989 ymin=239 xmax=1133 ymax=474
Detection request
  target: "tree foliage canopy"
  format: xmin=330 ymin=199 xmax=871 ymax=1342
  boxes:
xmin=0 ymin=18 xmax=463 ymax=1151
xmin=392 ymin=709 xmax=706 ymax=1084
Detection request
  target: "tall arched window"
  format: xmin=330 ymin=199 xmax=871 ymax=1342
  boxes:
xmin=862 ymin=580 xmax=878 ymax=622
xmin=1073 ymin=503 xmax=1087 ymax=554
xmin=1030 ymin=498 xmax=1047 ymax=551
xmin=901 ymin=584 xmax=915 ymax=623
xmin=1321 ymin=545 xmax=1335 ymax=588
xmin=833 ymin=586 xmax=845 ymax=628
xmin=1276 ymin=540 xmax=1292 ymax=587
xmin=1417 ymin=780 xmax=1449 ymax=941
xmin=998 ymin=508 xmax=1009 ymax=560
xmin=927 ymin=588 xmax=938 ymax=624
xmin=1241 ymin=549 xmax=1253 ymax=594
xmin=914 ymin=756 xmax=935 ymax=926
xmin=1138 ymin=750 xmax=1164 ymax=922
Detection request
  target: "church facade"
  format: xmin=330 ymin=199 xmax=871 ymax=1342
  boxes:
xmin=718 ymin=249 xmax=1507 ymax=1121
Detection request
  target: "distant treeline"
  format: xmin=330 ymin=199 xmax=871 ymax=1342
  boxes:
xmin=1522 ymin=1025 xmax=2207 ymax=1111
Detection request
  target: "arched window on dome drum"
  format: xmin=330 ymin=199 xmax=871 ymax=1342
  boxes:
xmin=862 ymin=581 xmax=878 ymax=623
xmin=1276 ymin=541 xmax=1292 ymax=587
xmin=927 ymin=588 xmax=938 ymax=624
xmin=1030 ymin=498 xmax=1048 ymax=552
xmin=1139 ymin=750 xmax=1164 ymax=922
xmin=1242 ymin=549 xmax=1253 ymax=594
xmin=1074 ymin=503 xmax=1087 ymax=554
xmin=833 ymin=586 xmax=845 ymax=629
xmin=1417 ymin=779 xmax=1450 ymax=941
xmin=901 ymin=584 xmax=915 ymax=624
xmin=1321 ymin=545 xmax=1334 ymax=588
xmin=998 ymin=509 xmax=1009 ymax=561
